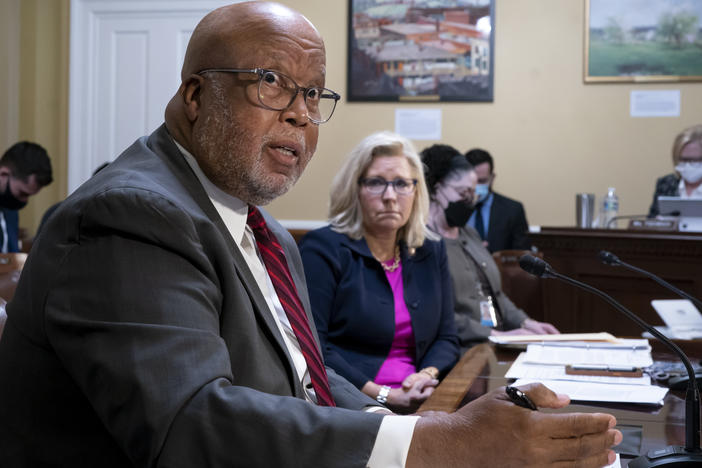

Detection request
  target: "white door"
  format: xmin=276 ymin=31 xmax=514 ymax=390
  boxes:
xmin=68 ymin=0 xmax=234 ymax=193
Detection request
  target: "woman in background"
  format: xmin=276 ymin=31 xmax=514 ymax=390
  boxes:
xmin=421 ymin=144 xmax=558 ymax=352
xmin=299 ymin=132 xmax=459 ymax=414
xmin=649 ymin=124 xmax=702 ymax=217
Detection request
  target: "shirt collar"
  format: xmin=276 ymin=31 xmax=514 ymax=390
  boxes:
xmin=173 ymin=140 xmax=248 ymax=246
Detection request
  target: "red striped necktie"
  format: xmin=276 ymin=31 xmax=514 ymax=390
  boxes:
xmin=246 ymin=206 xmax=335 ymax=407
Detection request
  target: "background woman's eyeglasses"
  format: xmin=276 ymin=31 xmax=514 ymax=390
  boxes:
xmin=197 ymin=68 xmax=340 ymax=124
xmin=359 ymin=177 xmax=418 ymax=195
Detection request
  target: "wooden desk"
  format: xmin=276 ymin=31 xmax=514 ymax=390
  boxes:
xmin=418 ymin=342 xmax=496 ymax=413
xmin=528 ymin=227 xmax=702 ymax=336
xmin=419 ymin=343 xmax=693 ymax=466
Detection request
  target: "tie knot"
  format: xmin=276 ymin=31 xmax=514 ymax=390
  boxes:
xmin=247 ymin=205 xmax=266 ymax=232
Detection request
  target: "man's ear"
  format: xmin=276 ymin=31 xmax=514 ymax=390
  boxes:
xmin=182 ymin=75 xmax=204 ymax=122
xmin=0 ymin=167 xmax=11 ymax=178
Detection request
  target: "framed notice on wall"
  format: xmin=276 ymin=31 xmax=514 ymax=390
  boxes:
xmin=585 ymin=0 xmax=702 ymax=82
xmin=347 ymin=0 xmax=495 ymax=102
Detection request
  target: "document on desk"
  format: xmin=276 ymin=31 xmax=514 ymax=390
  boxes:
xmin=505 ymin=353 xmax=652 ymax=385
xmin=489 ymin=332 xmax=619 ymax=345
xmin=522 ymin=339 xmax=653 ymax=368
xmin=513 ymin=378 xmax=668 ymax=405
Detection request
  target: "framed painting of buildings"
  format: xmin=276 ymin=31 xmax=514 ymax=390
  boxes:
xmin=585 ymin=0 xmax=702 ymax=82
xmin=347 ymin=0 xmax=495 ymax=102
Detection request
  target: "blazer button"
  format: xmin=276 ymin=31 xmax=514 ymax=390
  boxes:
xmin=410 ymin=301 xmax=419 ymax=308
xmin=481 ymin=262 xmax=487 ymax=268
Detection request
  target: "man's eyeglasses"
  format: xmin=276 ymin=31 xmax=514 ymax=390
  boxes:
xmin=196 ymin=68 xmax=340 ymax=124
xmin=359 ymin=177 xmax=418 ymax=196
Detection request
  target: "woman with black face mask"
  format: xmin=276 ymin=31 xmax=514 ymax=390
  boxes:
xmin=421 ymin=144 xmax=559 ymax=352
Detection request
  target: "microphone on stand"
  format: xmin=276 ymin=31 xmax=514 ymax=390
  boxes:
xmin=519 ymin=254 xmax=702 ymax=467
xmin=598 ymin=250 xmax=702 ymax=311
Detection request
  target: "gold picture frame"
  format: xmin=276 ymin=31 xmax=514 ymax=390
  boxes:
xmin=347 ymin=0 xmax=495 ymax=101
xmin=584 ymin=0 xmax=702 ymax=83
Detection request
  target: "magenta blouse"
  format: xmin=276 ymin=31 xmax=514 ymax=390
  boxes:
xmin=373 ymin=262 xmax=417 ymax=387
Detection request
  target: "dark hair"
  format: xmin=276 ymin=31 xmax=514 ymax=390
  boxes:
xmin=420 ymin=144 xmax=473 ymax=195
xmin=0 ymin=141 xmax=53 ymax=186
xmin=465 ymin=148 xmax=493 ymax=174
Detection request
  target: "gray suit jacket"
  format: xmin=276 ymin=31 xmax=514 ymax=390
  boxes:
xmin=0 ymin=125 xmax=383 ymax=467
xmin=445 ymin=227 xmax=528 ymax=351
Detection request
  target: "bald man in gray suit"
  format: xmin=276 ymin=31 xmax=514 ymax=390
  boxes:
xmin=0 ymin=2 xmax=620 ymax=467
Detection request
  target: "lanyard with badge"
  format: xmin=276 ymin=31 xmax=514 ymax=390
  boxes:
xmin=462 ymin=237 xmax=500 ymax=328
xmin=477 ymin=281 xmax=498 ymax=328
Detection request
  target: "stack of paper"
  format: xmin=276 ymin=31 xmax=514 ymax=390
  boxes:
xmin=522 ymin=339 xmax=653 ymax=368
xmin=505 ymin=339 xmax=668 ymax=405
xmin=489 ymin=332 xmax=620 ymax=346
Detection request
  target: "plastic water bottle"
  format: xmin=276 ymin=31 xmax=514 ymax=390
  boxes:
xmin=601 ymin=187 xmax=619 ymax=229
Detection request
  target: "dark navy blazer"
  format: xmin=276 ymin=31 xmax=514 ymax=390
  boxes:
xmin=299 ymin=226 xmax=459 ymax=389
xmin=0 ymin=209 xmax=19 ymax=253
xmin=485 ymin=192 xmax=530 ymax=253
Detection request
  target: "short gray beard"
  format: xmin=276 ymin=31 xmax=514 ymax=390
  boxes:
xmin=195 ymin=78 xmax=297 ymax=205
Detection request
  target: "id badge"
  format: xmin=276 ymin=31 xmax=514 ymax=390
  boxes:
xmin=479 ymin=298 xmax=498 ymax=327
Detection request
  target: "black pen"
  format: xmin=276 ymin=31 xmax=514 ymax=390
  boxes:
xmin=505 ymin=386 xmax=537 ymax=410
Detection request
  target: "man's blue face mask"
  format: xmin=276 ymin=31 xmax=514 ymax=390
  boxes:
xmin=474 ymin=183 xmax=490 ymax=203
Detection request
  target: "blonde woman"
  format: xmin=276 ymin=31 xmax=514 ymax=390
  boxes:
xmin=649 ymin=124 xmax=702 ymax=217
xmin=299 ymin=131 xmax=459 ymax=414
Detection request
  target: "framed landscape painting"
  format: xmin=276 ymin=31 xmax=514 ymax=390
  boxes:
xmin=585 ymin=0 xmax=702 ymax=82
xmin=347 ymin=0 xmax=495 ymax=102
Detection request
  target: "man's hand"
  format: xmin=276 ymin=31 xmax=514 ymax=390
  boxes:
xmin=406 ymin=383 xmax=622 ymax=468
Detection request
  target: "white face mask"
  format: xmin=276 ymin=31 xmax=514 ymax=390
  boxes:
xmin=675 ymin=162 xmax=702 ymax=184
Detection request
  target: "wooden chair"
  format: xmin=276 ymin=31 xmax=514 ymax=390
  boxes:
xmin=288 ymin=228 xmax=309 ymax=245
xmin=491 ymin=249 xmax=544 ymax=320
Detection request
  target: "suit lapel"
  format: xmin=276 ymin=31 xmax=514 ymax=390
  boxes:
xmin=146 ymin=126 xmax=301 ymax=393
xmin=263 ymin=211 xmax=325 ymax=352
xmin=487 ymin=194 xmax=503 ymax=250
xmin=463 ymin=228 xmax=500 ymax=292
